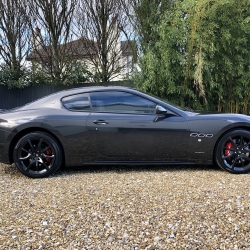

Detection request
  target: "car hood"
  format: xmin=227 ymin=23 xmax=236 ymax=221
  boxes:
xmin=0 ymin=109 xmax=8 ymax=113
xmin=185 ymin=110 xmax=250 ymax=120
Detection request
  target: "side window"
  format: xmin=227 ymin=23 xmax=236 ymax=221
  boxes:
xmin=62 ymin=94 xmax=90 ymax=111
xmin=89 ymin=91 xmax=157 ymax=114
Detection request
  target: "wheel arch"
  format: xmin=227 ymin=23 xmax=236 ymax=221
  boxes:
xmin=8 ymin=127 xmax=65 ymax=165
xmin=213 ymin=126 xmax=250 ymax=164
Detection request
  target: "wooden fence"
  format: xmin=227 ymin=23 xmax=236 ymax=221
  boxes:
xmin=0 ymin=81 xmax=134 ymax=110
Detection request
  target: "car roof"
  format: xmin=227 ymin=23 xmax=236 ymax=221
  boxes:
xmin=58 ymin=85 xmax=132 ymax=94
xmin=17 ymin=85 xmax=188 ymax=117
xmin=49 ymin=85 xmax=135 ymax=98
xmin=18 ymin=86 xmax=135 ymax=110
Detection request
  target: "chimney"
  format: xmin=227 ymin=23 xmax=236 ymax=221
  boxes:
xmin=111 ymin=15 xmax=118 ymax=25
xmin=34 ymin=27 xmax=40 ymax=36
xmin=32 ymin=27 xmax=42 ymax=50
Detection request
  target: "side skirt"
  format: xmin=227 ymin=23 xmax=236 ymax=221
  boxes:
xmin=83 ymin=161 xmax=197 ymax=166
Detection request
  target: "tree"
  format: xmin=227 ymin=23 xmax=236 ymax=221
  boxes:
xmin=73 ymin=0 xmax=134 ymax=82
xmin=204 ymin=0 xmax=250 ymax=113
xmin=134 ymin=0 xmax=250 ymax=113
xmin=0 ymin=0 xmax=30 ymax=71
xmin=27 ymin=0 xmax=79 ymax=82
xmin=124 ymin=0 xmax=179 ymax=103
xmin=121 ymin=0 xmax=170 ymax=52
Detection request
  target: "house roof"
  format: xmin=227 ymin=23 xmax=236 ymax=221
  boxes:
xmin=26 ymin=37 xmax=135 ymax=61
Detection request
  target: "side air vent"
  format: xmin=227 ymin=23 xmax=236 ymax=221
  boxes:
xmin=190 ymin=133 xmax=198 ymax=137
xmin=190 ymin=133 xmax=213 ymax=138
xmin=206 ymin=134 xmax=213 ymax=138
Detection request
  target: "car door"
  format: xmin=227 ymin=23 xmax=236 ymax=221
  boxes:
xmin=86 ymin=90 xmax=190 ymax=161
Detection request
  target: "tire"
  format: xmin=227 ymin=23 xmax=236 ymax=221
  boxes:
xmin=215 ymin=129 xmax=250 ymax=174
xmin=13 ymin=132 xmax=63 ymax=178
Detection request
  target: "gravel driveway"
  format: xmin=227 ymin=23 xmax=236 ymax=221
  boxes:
xmin=0 ymin=163 xmax=250 ymax=249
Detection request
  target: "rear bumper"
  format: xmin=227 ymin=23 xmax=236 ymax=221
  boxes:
xmin=0 ymin=143 xmax=4 ymax=163
xmin=0 ymin=129 xmax=12 ymax=164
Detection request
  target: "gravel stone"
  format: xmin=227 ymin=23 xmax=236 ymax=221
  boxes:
xmin=1 ymin=163 xmax=250 ymax=249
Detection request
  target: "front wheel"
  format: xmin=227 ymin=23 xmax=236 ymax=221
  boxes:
xmin=13 ymin=132 xmax=63 ymax=178
xmin=215 ymin=129 xmax=250 ymax=174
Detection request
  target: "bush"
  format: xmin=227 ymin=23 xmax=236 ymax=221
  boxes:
xmin=0 ymin=61 xmax=90 ymax=88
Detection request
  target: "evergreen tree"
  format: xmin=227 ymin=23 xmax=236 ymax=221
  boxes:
xmin=136 ymin=0 xmax=250 ymax=113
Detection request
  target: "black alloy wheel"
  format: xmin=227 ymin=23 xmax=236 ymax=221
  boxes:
xmin=215 ymin=129 xmax=250 ymax=174
xmin=13 ymin=132 xmax=62 ymax=178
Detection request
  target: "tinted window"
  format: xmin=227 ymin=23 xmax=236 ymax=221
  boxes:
xmin=89 ymin=91 xmax=156 ymax=114
xmin=62 ymin=94 xmax=90 ymax=111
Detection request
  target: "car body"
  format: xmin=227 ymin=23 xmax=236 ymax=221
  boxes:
xmin=1 ymin=86 xmax=250 ymax=177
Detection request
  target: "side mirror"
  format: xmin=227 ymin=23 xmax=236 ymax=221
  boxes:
xmin=155 ymin=105 xmax=167 ymax=115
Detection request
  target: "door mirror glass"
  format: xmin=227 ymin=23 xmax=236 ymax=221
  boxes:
xmin=155 ymin=105 xmax=167 ymax=115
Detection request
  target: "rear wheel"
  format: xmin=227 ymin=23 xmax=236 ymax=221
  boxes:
xmin=13 ymin=132 xmax=62 ymax=178
xmin=215 ymin=129 xmax=250 ymax=174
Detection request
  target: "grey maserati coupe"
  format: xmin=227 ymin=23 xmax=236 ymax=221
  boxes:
xmin=1 ymin=86 xmax=250 ymax=177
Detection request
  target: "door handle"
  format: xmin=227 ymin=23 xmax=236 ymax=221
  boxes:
xmin=93 ymin=120 xmax=109 ymax=125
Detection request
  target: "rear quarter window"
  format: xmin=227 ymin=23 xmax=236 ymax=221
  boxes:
xmin=62 ymin=94 xmax=90 ymax=111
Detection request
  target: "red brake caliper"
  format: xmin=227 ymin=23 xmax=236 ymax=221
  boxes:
xmin=225 ymin=142 xmax=232 ymax=158
xmin=45 ymin=148 xmax=52 ymax=163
